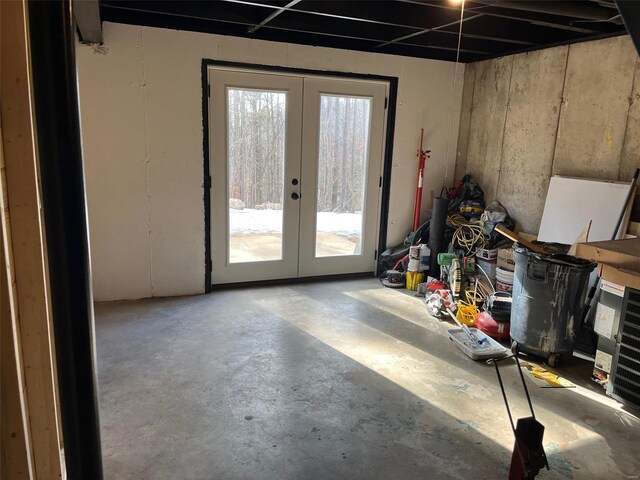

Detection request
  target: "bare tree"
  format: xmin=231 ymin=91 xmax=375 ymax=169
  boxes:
xmin=227 ymin=90 xmax=371 ymax=213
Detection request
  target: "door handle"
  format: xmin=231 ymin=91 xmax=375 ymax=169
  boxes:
xmin=291 ymin=192 xmax=300 ymax=200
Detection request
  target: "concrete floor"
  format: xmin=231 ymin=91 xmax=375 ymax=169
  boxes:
xmin=96 ymin=278 xmax=640 ymax=480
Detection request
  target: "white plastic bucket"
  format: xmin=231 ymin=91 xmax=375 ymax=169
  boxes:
xmin=496 ymin=266 xmax=514 ymax=285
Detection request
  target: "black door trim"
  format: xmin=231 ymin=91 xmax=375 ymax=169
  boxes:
xmin=202 ymin=60 xmax=398 ymax=292
xmin=27 ymin=1 xmax=104 ymax=478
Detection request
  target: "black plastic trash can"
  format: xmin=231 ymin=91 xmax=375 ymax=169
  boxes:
xmin=511 ymin=245 xmax=596 ymax=366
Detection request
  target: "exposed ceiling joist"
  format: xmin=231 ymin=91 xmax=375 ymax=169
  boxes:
xmin=247 ymin=0 xmax=302 ymax=34
xmin=99 ymin=0 xmax=629 ymax=63
xmin=100 ymin=3 xmax=489 ymax=56
xmin=224 ymin=0 xmax=539 ymax=46
xmin=378 ymin=14 xmax=483 ymax=47
xmin=473 ymin=0 xmax=618 ymax=21
xmin=404 ymin=0 xmax=612 ymax=33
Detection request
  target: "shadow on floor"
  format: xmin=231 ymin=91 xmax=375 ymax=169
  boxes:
xmin=95 ymin=291 xmax=512 ymax=480
xmin=94 ymin=278 xmax=640 ymax=479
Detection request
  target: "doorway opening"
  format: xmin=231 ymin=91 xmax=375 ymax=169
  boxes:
xmin=204 ymin=63 xmax=397 ymax=287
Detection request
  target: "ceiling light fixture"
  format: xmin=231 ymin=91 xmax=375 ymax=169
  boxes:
xmin=450 ymin=0 xmax=463 ymax=4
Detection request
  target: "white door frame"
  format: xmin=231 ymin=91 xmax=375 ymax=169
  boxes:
xmin=207 ymin=64 xmax=390 ymax=286
xmin=298 ymin=77 xmax=388 ymax=277
xmin=209 ymin=68 xmax=304 ymax=284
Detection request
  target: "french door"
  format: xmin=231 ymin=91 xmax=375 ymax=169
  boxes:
xmin=209 ymin=67 xmax=387 ymax=285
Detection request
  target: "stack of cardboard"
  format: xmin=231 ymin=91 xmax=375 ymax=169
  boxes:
xmin=576 ymin=238 xmax=640 ymax=289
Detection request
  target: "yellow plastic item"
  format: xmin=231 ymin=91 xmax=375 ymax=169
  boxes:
xmin=406 ymin=271 xmax=424 ymax=291
xmin=456 ymin=300 xmax=480 ymax=327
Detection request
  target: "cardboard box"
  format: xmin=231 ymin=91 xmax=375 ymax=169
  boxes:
xmin=476 ymin=248 xmax=498 ymax=261
xmin=576 ymin=238 xmax=640 ymax=272
xmin=597 ymin=263 xmax=640 ymax=290
xmin=497 ymin=246 xmax=515 ymax=272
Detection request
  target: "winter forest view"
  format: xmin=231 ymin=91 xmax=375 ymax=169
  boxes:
xmin=226 ymin=87 xmax=371 ymax=263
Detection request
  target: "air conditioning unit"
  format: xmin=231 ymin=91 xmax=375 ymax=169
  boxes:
xmin=608 ymin=287 xmax=640 ymax=411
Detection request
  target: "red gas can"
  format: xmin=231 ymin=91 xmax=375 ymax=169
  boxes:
xmin=476 ymin=311 xmax=510 ymax=340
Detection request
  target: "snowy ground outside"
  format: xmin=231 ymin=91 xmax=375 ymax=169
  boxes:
xmin=230 ymin=208 xmax=363 ymax=236
xmin=228 ymin=209 xmax=362 ymax=262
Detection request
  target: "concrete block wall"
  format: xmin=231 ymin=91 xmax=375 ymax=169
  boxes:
xmin=77 ymin=22 xmax=464 ymax=301
xmin=455 ymin=35 xmax=640 ymax=235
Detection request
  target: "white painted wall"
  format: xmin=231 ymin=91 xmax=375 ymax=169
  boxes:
xmin=77 ymin=22 xmax=464 ymax=301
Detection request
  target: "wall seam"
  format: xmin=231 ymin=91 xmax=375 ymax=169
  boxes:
xmin=549 ymin=45 xmax=571 ymax=178
xmin=467 ymin=64 xmax=477 ymax=178
xmin=618 ymin=57 xmax=640 ymax=181
xmin=140 ymin=27 xmax=154 ymax=297
xmin=444 ymin=59 xmax=464 ymax=185
xmin=456 ymin=63 xmax=476 ymax=183
xmin=494 ymin=56 xmax=515 ymax=201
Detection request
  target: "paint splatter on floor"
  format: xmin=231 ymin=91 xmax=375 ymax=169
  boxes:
xmin=546 ymin=442 xmax=579 ymax=479
xmin=455 ymin=418 xmax=481 ymax=431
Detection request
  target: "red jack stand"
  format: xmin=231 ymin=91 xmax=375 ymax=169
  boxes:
xmin=488 ymin=355 xmax=550 ymax=480
xmin=412 ymin=128 xmax=431 ymax=232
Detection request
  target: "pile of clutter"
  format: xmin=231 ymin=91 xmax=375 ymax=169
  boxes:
xmin=379 ymin=175 xmax=517 ymax=343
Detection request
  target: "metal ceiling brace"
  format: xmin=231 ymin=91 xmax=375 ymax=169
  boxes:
xmin=247 ymin=0 xmax=302 ymax=33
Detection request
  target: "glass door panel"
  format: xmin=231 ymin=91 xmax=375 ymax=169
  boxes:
xmin=299 ymin=78 xmax=387 ymax=277
xmin=209 ymin=69 xmax=303 ymax=284
xmin=315 ymin=95 xmax=372 ymax=258
xmin=209 ymin=68 xmax=387 ymax=284
xmin=227 ymin=88 xmax=287 ymax=263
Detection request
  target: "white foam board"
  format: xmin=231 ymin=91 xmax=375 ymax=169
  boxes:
xmin=538 ymin=176 xmax=631 ymax=244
